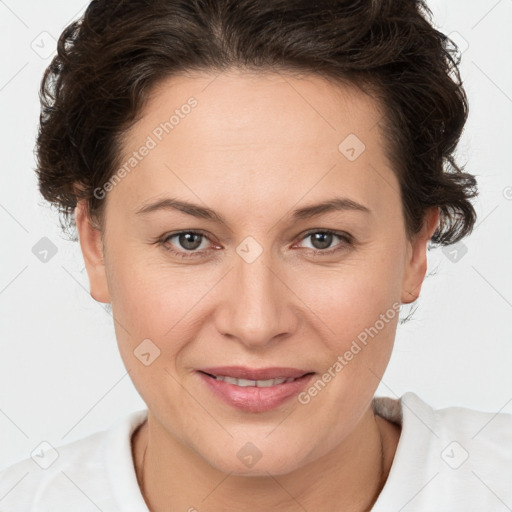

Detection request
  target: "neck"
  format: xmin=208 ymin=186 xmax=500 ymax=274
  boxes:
xmin=132 ymin=406 xmax=400 ymax=512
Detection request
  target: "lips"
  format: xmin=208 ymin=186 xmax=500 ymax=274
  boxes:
xmin=197 ymin=370 xmax=316 ymax=413
xmin=198 ymin=366 xmax=312 ymax=380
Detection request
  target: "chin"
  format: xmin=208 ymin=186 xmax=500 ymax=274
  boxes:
xmin=203 ymin=443 xmax=308 ymax=477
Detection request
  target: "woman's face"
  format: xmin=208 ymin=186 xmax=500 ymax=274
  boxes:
xmin=78 ymin=70 xmax=437 ymax=475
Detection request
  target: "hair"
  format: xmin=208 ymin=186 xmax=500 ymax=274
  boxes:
xmin=36 ymin=0 xmax=478 ymax=246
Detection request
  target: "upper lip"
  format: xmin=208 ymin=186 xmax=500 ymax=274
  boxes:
xmin=198 ymin=366 xmax=314 ymax=380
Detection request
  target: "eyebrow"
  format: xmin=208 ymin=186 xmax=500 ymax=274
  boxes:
xmin=135 ymin=196 xmax=371 ymax=224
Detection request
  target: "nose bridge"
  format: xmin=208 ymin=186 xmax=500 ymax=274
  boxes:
xmin=216 ymin=242 xmax=294 ymax=347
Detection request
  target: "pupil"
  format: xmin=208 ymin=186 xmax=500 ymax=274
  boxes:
xmin=312 ymin=232 xmax=332 ymax=250
xmin=180 ymin=233 xmax=201 ymax=250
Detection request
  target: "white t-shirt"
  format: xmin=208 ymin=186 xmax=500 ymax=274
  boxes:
xmin=1 ymin=392 xmax=511 ymax=511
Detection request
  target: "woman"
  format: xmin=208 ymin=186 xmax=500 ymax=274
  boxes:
xmin=1 ymin=0 xmax=511 ymax=510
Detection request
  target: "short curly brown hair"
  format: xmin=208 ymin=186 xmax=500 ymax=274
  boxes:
xmin=36 ymin=0 xmax=478 ymax=245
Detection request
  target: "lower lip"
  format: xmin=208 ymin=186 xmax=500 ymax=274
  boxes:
xmin=197 ymin=371 xmax=315 ymax=413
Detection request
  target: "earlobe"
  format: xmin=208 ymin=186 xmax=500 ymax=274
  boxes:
xmin=74 ymin=201 xmax=111 ymax=303
xmin=401 ymin=207 xmax=441 ymax=304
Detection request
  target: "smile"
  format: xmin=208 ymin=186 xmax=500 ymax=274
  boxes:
xmin=197 ymin=371 xmax=316 ymax=413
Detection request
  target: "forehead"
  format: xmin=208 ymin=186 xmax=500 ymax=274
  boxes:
xmin=110 ymin=70 xmax=398 ymax=222
xmin=141 ymin=69 xmax=384 ymax=145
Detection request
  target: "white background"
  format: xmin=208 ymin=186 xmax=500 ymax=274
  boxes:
xmin=1 ymin=0 xmax=511 ymax=470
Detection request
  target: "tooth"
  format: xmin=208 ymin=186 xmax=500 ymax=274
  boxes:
xmin=256 ymin=378 xmax=278 ymax=387
xmin=214 ymin=375 xmax=298 ymax=386
xmin=222 ymin=376 xmax=239 ymax=385
xmin=237 ymin=378 xmax=257 ymax=387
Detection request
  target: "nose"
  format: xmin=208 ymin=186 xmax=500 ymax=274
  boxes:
xmin=214 ymin=247 xmax=298 ymax=349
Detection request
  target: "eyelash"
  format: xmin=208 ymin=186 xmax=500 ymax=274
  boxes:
xmin=157 ymin=229 xmax=354 ymax=260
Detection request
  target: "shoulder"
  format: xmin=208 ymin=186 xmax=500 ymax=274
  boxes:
xmin=375 ymin=390 xmax=512 ymax=447
xmin=403 ymin=391 xmax=512 ymax=461
xmin=0 ymin=409 xmax=148 ymax=512
xmin=0 ymin=430 xmax=108 ymax=511
xmin=372 ymin=392 xmax=512 ymax=511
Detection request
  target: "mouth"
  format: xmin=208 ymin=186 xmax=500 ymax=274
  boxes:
xmin=196 ymin=368 xmax=316 ymax=413
xmin=198 ymin=371 xmax=314 ymax=388
xmin=198 ymin=365 xmax=314 ymax=381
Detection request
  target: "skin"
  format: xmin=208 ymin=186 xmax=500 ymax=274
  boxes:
xmin=76 ymin=69 xmax=439 ymax=511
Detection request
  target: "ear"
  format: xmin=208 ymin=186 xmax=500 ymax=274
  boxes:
xmin=74 ymin=201 xmax=111 ymax=303
xmin=401 ymin=207 xmax=440 ymax=304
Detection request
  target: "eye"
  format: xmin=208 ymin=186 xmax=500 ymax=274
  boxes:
xmin=157 ymin=229 xmax=354 ymax=260
xmin=295 ymin=229 xmax=353 ymax=255
xmin=159 ymin=230 xmax=214 ymax=259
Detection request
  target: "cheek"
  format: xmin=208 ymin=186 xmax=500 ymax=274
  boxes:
xmin=293 ymin=268 xmax=400 ymax=434
xmin=292 ymin=245 xmax=403 ymax=336
xmin=105 ymin=261 xmax=201 ymax=414
xmin=288 ymin=243 xmax=403 ymax=399
xmin=296 ymin=275 xmax=399 ymax=379
xmin=104 ymin=247 xmax=220 ymax=367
